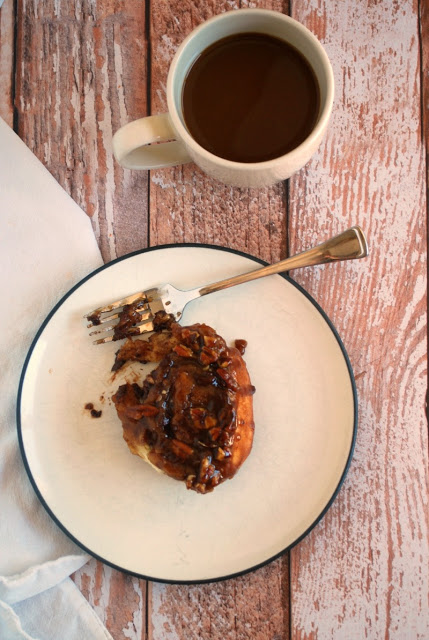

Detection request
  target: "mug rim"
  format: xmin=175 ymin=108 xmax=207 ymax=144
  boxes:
xmin=166 ymin=8 xmax=335 ymax=170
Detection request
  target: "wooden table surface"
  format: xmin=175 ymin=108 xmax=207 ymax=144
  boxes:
xmin=1 ymin=1 xmax=428 ymax=638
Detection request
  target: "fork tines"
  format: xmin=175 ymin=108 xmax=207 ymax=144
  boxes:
xmin=85 ymin=288 xmax=161 ymax=344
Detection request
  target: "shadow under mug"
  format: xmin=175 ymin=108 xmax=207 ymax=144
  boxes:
xmin=112 ymin=9 xmax=335 ymax=188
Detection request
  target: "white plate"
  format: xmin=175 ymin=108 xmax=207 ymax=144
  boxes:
xmin=18 ymin=245 xmax=356 ymax=583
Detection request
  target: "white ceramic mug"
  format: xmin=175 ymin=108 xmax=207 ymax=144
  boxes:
xmin=112 ymin=9 xmax=334 ymax=188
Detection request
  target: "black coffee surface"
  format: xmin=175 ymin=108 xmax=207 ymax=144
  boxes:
xmin=182 ymin=33 xmax=320 ymax=163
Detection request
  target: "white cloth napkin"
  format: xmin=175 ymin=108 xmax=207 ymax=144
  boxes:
xmin=0 ymin=117 xmax=113 ymax=640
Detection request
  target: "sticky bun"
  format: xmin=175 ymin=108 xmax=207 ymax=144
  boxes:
xmin=112 ymin=312 xmax=255 ymax=493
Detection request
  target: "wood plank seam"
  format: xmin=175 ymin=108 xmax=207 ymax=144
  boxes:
xmin=0 ymin=0 xmax=16 ymax=126
xmin=418 ymin=0 xmax=428 ymax=429
xmin=12 ymin=0 xmax=18 ymax=130
xmin=418 ymin=0 xmax=429 ymax=151
xmin=146 ymin=0 xmax=152 ymax=248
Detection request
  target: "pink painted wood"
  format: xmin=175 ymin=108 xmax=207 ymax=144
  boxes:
xmin=0 ymin=0 xmax=14 ymax=126
xmin=1 ymin=0 xmax=427 ymax=638
xmin=288 ymin=1 xmax=428 ymax=637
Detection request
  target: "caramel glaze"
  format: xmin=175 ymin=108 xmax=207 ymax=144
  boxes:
xmin=112 ymin=312 xmax=255 ymax=493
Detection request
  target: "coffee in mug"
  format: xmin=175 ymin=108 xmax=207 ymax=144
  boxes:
xmin=182 ymin=33 xmax=320 ymax=163
xmin=112 ymin=9 xmax=334 ymax=188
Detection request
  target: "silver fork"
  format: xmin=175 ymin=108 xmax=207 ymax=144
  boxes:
xmin=85 ymin=226 xmax=368 ymax=344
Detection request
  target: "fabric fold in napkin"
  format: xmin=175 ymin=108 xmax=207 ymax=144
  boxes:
xmin=0 ymin=117 xmax=113 ymax=640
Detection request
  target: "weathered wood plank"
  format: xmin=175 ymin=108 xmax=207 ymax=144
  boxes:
xmin=147 ymin=2 xmax=291 ymax=639
xmin=149 ymin=558 xmax=289 ymax=640
xmin=0 ymin=0 xmax=14 ymax=126
xmin=288 ymin=1 xmax=428 ymax=638
xmin=14 ymin=0 xmax=149 ymax=262
xmin=12 ymin=3 xmax=150 ymax=638
xmin=422 ymin=0 xmax=429 ymax=162
xmin=72 ymin=558 xmax=147 ymax=640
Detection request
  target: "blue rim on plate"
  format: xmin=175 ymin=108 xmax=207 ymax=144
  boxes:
xmin=17 ymin=243 xmax=357 ymax=584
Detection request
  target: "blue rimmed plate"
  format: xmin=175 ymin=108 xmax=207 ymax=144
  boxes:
xmin=18 ymin=244 xmax=356 ymax=583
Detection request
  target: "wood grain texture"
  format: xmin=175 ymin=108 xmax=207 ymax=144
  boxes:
xmin=72 ymin=558 xmax=147 ymax=640
xmin=149 ymin=558 xmax=289 ymax=640
xmin=0 ymin=0 xmax=14 ymax=126
xmin=422 ymin=0 xmax=429 ymax=164
xmin=11 ymin=2 xmax=151 ymax=636
xmin=14 ymin=0 xmax=149 ymax=261
xmin=287 ymin=1 xmax=429 ymax=638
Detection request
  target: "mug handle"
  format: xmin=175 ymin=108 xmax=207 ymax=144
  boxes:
xmin=112 ymin=114 xmax=192 ymax=170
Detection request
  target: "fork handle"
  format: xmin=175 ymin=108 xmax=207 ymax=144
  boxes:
xmin=198 ymin=226 xmax=368 ymax=297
